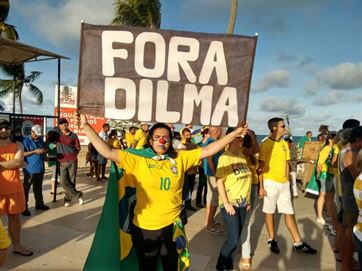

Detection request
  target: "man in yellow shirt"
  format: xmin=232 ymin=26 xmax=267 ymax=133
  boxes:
xmin=125 ymin=126 xmax=137 ymax=148
xmin=132 ymin=122 xmax=150 ymax=149
xmin=258 ymin=117 xmax=317 ymax=255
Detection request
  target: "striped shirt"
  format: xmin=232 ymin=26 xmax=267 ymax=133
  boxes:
xmin=353 ymin=172 xmax=362 ymax=241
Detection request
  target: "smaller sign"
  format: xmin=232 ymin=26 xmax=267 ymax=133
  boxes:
xmin=54 ymin=107 xmax=107 ymax=145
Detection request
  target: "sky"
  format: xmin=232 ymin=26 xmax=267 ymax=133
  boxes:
xmin=2 ymin=0 xmax=361 ymax=135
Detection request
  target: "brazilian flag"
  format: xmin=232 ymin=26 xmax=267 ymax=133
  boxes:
xmin=83 ymin=148 xmax=189 ymax=271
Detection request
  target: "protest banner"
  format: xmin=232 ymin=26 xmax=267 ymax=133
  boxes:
xmin=78 ymin=23 xmax=257 ymax=126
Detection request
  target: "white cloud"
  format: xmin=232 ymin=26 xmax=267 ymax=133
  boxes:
xmin=259 ymin=97 xmax=305 ymax=116
xmin=13 ymin=0 xmax=114 ymax=52
xmin=304 ymin=81 xmax=319 ymax=96
xmin=317 ymin=62 xmax=362 ymax=90
xmin=253 ymin=70 xmax=289 ymax=92
xmin=312 ymin=90 xmax=345 ymax=106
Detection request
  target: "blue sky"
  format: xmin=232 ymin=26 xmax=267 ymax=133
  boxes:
xmin=2 ymin=0 xmax=361 ymax=135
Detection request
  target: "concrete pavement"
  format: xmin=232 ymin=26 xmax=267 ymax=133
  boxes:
xmin=1 ymin=167 xmax=342 ymax=270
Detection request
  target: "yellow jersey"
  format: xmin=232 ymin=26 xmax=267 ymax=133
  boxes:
xmin=259 ymin=137 xmax=290 ymax=183
xmin=124 ymin=132 xmax=135 ymax=148
xmin=116 ymin=148 xmax=202 ymax=230
xmin=354 ymin=172 xmax=362 ymax=241
xmin=216 ymin=150 xmax=252 ymax=206
xmin=318 ymin=145 xmax=332 ymax=174
xmin=134 ymin=129 xmax=147 ymax=149
xmin=0 ymin=220 xmax=10 ymax=249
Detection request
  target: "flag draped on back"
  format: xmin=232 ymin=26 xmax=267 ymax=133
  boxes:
xmin=83 ymin=148 xmax=189 ymax=271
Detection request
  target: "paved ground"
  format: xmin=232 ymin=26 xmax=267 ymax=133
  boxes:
xmin=1 ymin=167 xmax=343 ymax=271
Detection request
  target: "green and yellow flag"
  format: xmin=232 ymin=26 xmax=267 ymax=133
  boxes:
xmin=83 ymin=148 xmax=189 ymax=271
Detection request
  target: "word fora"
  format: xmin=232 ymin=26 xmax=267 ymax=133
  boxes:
xmin=101 ymin=31 xmax=240 ymax=126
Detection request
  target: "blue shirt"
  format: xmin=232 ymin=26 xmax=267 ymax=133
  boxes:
xmin=22 ymin=136 xmax=46 ymax=174
xmin=202 ymin=138 xmax=223 ymax=176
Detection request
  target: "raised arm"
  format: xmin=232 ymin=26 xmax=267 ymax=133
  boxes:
xmin=78 ymin=114 xmax=120 ymax=163
xmin=0 ymin=142 xmax=24 ymax=170
xmin=200 ymin=124 xmax=248 ymax=160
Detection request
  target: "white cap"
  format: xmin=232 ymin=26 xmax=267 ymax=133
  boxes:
xmin=31 ymin=125 xmax=42 ymax=136
xmin=140 ymin=122 xmax=151 ymax=126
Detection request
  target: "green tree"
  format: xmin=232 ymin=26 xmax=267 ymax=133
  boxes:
xmin=112 ymin=0 xmax=161 ymax=28
xmin=0 ymin=0 xmax=43 ymax=113
xmin=0 ymin=70 xmax=43 ymax=114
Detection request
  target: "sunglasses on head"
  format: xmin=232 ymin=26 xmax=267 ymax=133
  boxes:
xmin=0 ymin=124 xmax=10 ymax=130
xmin=278 ymin=125 xmax=286 ymax=128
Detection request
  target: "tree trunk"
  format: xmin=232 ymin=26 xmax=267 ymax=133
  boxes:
xmin=227 ymin=0 xmax=239 ymax=34
xmin=18 ymin=87 xmax=23 ymax=114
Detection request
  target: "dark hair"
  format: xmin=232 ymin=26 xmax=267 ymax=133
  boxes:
xmin=201 ymin=127 xmax=209 ymax=136
xmin=322 ymin=131 xmax=337 ymax=147
xmin=306 ymin=131 xmax=312 ymax=135
xmin=59 ymin=118 xmax=68 ymax=124
xmin=144 ymin=123 xmax=177 ymax=158
xmin=109 ymin=129 xmax=118 ymax=137
xmin=129 ymin=126 xmax=137 ymax=131
xmin=182 ymin=128 xmax=191 ymax=135
xmin=0 ymin=119 xmax=10 ymax=126
xmin=350 ymin=126 xmax=362 ymax=144
xmin=267 ymin=117 xmax=284 ymax=132
xmin=343 ymin=119 xmax=360 ymax=129
xmin=103 ymin=123 xmax=110 ymax=128
xmin=242 ymin=130 xmax=256 ymax=148
xmin=46 ymin=130 xmax=59 ymax=143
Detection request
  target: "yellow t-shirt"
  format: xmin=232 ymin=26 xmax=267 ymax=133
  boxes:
xmin=125 ymin=132 xmax=135 ymax=148
xmin=134 ymin=129 xmax=147 ymax=149
xmin=259 ymin=138 xmax=290 ymax=183
xmin=216 ymin=150 xmax=252 ymax=206
xmin=116 ymin=148 xmax=202 ymax=230
xmin=318 ymin=145 xmax=332 ymax=173
xmin=0 ymin=220 xmax=11 ymax=249
xmin=329 ymin=144 xmax=340 ymax=176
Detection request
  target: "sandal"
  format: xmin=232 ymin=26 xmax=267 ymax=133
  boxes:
xmin=205 ymin=227 xmax=226 ymax=236
xmin=239 ymin=258 xmax=251 ymax=270
xmin=13 ymin=249 xmax=33 ymax=257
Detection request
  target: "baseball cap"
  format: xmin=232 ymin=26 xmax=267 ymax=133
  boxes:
xmin=31 ymin=125 xmax=43 ymax=136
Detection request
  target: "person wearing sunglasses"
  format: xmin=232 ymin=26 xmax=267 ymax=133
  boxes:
xmin=258 ymin=117 xmax=317 ymax=255
xmin=78 ymin=114 xmax=248 ymax=271
xmin=0 ymin=119 xmax=33 ymax=256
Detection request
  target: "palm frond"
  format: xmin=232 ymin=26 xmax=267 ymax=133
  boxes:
xmin=27 ymin=84 xmax=43 ymax=104
xmin=0 ymin=22 xmax=18 ymax=40
xmin=112 ymin=0 xmax=161 ymax=28
xmin=24 ymin=71 xmax=41 ymax=84
xmin=0 ymin=63 xmax=24 ymax=79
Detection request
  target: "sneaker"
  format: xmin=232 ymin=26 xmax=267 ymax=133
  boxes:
xmin=329 ymin=229 xmax=336 ymax=237
xmin=315 ymin=217 xmax=325 ymax=226
xmin=35 ymin=205 xmax=50 ymax=211
xmin=293 ymin=242 xmax=317 ymax=254
xmin=78 ymin=192 xmax=84 ymax=206
xmin=64 ymin=201 xmax=71 ymax=207
xmin=21 ymin=209 xmax=31 ymax=216
xmin=267 ymin=239 xmax=280 ymax=254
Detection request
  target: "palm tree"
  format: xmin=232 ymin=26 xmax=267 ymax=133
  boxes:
xmin=227 ymin=0 xmax=239 ymax=34
xmin=0 ymin=0 xmax=43 ymax=113
xmin=112 ymin=0 xmax=161 ymax=28
xmin=0 ymin=69 xmax=43 ymax=114
xmin=0 ymin=0 xmax=18 ymax=40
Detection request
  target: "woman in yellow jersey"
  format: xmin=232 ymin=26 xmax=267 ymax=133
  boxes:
xmin=108 ymin=129 xmax=124 ymax=149
xmin=78 ymin=114 xmax=248 ymax=271
xmin=315 ymin=131 xmax=337 ymax=226
xmin=215 ymin=128 xmax=252 ymax=271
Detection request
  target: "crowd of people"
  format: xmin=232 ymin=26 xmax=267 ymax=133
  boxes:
xmin=0 ymin=115 xmax=361 ymax=271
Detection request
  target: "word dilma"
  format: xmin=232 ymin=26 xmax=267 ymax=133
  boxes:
xmin=104 ymin=78 xmax=239 ymax=126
